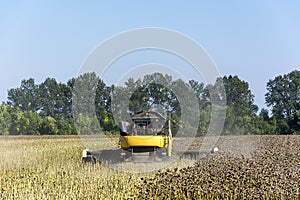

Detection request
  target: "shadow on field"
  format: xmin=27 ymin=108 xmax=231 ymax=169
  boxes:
xmin=83 ymin=149 xmax=125 ymax=163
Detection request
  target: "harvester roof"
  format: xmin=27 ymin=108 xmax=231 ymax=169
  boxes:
xmin=132 ymin=111 xmax=166 ymax=121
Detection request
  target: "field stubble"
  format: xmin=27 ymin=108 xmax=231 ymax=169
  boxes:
xmin=140 ymin=135 xmax=300 ymax=199
xmin=0 ymin=136 xmax=144 ymax=199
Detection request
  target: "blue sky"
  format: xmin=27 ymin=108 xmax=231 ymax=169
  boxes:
xmin=1 ymin=1 xmax=299 ymax=110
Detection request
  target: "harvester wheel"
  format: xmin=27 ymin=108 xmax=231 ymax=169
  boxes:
xmin=83 ymin=156 xmax=96 ymax=163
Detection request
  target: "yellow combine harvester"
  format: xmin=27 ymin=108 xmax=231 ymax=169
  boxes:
xmin=82 ymin=110 xmax=218 ymax=163
xmin=82 ymin=111 xmax=173 ymax=162
xmin=119 ymin=111 xmax=172 ymax=161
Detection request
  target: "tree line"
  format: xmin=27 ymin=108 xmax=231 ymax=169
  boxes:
xmin=0 ymin=70 xmax=299 ymax=135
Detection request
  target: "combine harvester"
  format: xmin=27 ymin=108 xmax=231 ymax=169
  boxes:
xmin=82 ymin=111 xmax=218 ymax=163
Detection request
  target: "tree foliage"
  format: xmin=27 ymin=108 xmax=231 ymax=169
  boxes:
xmin=265 ymin=70 xmax=300 ymax=134
xmin=0 ymin=104 xmax=12 ymax=135
xmin=7 ymin=78 xmax=40 ymax=112
xmin=1 ymin=70 xmax=299 ymax=135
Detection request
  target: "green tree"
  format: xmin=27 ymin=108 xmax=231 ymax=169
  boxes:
xmin=75 ymin=113 xmax=99 ymax=134
xmin=292 ymin=111 xmax=300 ymax=133
xmin=142 ymin=73 xmax=174 ymax=112
xmin=259 ymin=108 xmax=270 ymax=121
xmin=9 ymin=108 xmax=42 ymax=135
xmin=8 ymin=107 xmax=23 ymax=135
xmin=39 ymin=78 xmax=72 ymax=119
xmin=265 ymin=70 xmax=300 ymax=134
xmin=189 ymin=80 xmax=211 ymax=136
xmin=129 ymin=85 xmax=150 ymax=114
xmin=223 ymin=75 xmax=258 ymax=115
xmin=170 ymin=79 xmax=199 ymax=136
xmin=39 ymin=116 xmax=58 ymax=135
xmin=72 ymin=73 xmax=99 ymax=118
xmin=72 ymin=73 xmax=103 ymax=134
xmin=7 ymin=78 xmax=40 ymax=112
xmin=22 ymin=111 xmax=42 ymax=135
xmin=0 ymin=104 xmax=12 ymax=135
xmin=57 ymin=117 xmax=77 ymax=135
xmin=208 ymin=75 xmax=258 ymax=135
xmin=112 ymin=74 xmax=175 ymax=119
xmin=95 ymin=79 xmax=116 ymax=131
xmin=189 ymin=80 xmax=209 ymax=109
xmin=111 ymin=85 xmax=132 ymax=123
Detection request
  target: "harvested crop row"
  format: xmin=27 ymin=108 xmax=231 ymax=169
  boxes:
xmin=138 ymin=135 xmax=300 ymax=199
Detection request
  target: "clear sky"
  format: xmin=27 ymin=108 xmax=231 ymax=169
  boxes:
xmin=1 ymin=1 xmax=299 ymax=110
